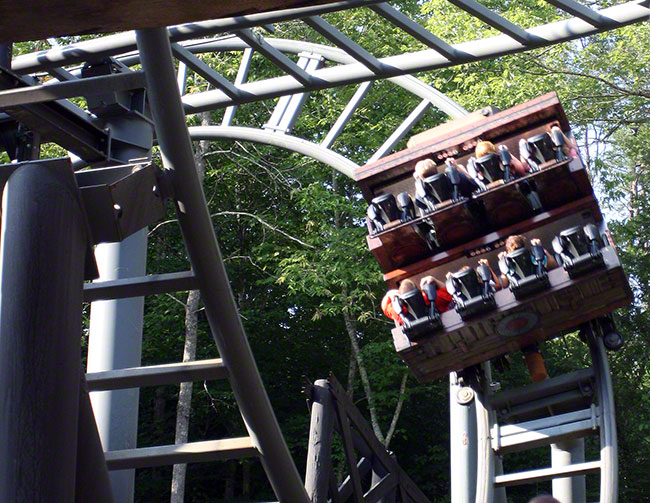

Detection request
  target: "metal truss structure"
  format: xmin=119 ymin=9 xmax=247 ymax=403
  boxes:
xmin=4 ymin=0 xmax=649 ymax=173
xmin=0 ymin=1 xmax=648 ymax=502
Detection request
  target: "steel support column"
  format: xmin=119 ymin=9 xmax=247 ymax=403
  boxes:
xmin=590 ymin=332 xmax=618 ymax=503
xmin=449 ymin=373 xmax=477 ymax=503
xmin=551 ymin=439 xmax=586 ymax=503
xmin=87 ymin=231 xmax=147 ymax=503
xmin=0 ymin=162 xmax=112 ymax=502
xmin=76 ymin=373 xmax=115 ymax=503
xmin=135 ymin=27 xmax=310 ymax=503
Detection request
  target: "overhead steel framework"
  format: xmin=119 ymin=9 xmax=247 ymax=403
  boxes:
xmin=5 ymin=0 xmax=648 ymax=170
xmin=0 ymin=0 xmax=648 ymax=502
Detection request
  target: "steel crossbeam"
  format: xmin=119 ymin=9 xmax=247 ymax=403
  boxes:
xmin=0 ymin=71 xmax=146 ymax=108
xmin=169 ymin=1 xmax=646 ymax=112
xmin=12 ymin=2 xmax=648 ymax=106
xmin=235 ymin=28 xmax=313 ymax=86
xmin=222 ymin=48 xmax=253 ymax=126
xmin=304 ymin=16 xmax=385 ymax=74
xmin=48 ymin=67 xmax=76 ymax=82
xmin=10 ymin=1 xmax=387 ymax=73
xmin=367 ymin=98 xmax=432 ymax=163
xmin=544 ymin=0 xmax=612 ymax=27
xmin=321 ymin=81 xmax=373 ymax=149
xmin=369 ymin=3 xmax=460 ymax=61
xmin=171 ymin=43 xmax=242 ymax=99
xmin=447 ymin=0 xmax=541 ymax=45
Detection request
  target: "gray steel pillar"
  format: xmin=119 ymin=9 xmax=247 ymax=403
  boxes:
xmin=551 ymin=439 xmax=586 ymax=503
xmin=589 ymin=331 xmax=618 ymax=503
xmin=135 ymin=27 xmax=310 ymax=503
xmin=76 ymin=372 xmax=115 ymax=503
xmin=305 ymin=379 xmax=336 ymax=503
xmin=494 ymin=455 xmax=507 ymax=503
xmin=449 ymin=373 xmax=477 ymax=503
xmin=0 ymin=162 xmax=110 ymax=502
xmin=87 ymin=230 xmax=147 ymax=503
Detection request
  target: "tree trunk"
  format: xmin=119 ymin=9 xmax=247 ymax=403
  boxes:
xmin=170 ymin=289 xmax=201 ymax=503
xmin=342 ymin=307 xmax=385 ymax=444
xmin=170 ymin=109 xmax=210 ymax=502
xmin=332 ymin=168 xmax=408 ymax=450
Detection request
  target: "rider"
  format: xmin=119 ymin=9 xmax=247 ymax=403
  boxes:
xmin=381 ymin=275 xmax=452 ymax=325
xmin=498 ymin=234 xmax=558 ymax=382
xmin=476 ymin=140 xmax=529 ymax=178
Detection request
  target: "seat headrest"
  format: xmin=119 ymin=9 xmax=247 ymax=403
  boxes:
xmin=372 ymin=193 xmax=394 ymax=204
xmin=476 ymin=153 xmax=498 ymax=164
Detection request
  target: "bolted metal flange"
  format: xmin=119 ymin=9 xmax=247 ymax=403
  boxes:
xmin=456 ymin=386 xmax=475 ymax=405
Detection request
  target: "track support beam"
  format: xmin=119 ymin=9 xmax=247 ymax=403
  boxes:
xmin=135 ymin=27 xmax=310 ymax=503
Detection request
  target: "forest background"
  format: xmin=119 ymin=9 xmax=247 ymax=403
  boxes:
xmin=10 ymin=1 xmax=650 ymax=501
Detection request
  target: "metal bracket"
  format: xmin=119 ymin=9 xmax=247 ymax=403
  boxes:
xmin=75 ymin=161 xmax=168 ymax=244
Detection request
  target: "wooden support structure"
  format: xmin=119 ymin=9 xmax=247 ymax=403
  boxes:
xmin=1 ymin=0 xmax=349 ymax=44
xmin=305 ymin=379 xmax=337 ymax=503
xmin=304 ymin=375 xmax=431 ymax=503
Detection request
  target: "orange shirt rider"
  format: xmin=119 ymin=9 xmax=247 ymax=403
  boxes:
xmin=381 ymin=277 xmax=452 ymax=325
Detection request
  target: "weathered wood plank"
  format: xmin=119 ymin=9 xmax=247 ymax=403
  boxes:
xmin=364 ymin=473 xmax=398 ymax=503
xmin=1 ymin=0 xmax=347 ymax=44
xmin=305 ymin=379 xmax=336 ymax=503
xmin=336 ymin=458 xmax=372 ymax=502
xmin=335 ymin=406 xmax=365 ymax=502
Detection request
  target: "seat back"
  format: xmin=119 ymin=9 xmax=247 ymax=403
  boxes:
xmin=475 ymin=153 xmax=502 ymax=184
xmin=399 ymin=289 xmax=428 ymax=320
xmin=423 ymin=173 xmax=453 ymax=203
xmin=558 ymin=225 xmax=590 ymax=258
xmin=452 ymin=268 xmax=483 ymax=300
xmin=371 ymin=193 xmax=399 ymax=222
xmin=527 ymin=132 xmax=556 ymax=164
xmin=506 ymin=247 xmax=536 ymax=279
xmin=396 ymin=192 xmax=415 ymax=222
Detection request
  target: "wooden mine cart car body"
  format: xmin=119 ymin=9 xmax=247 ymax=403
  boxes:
xmin=355 ymin=92 xmax=632 ymax=382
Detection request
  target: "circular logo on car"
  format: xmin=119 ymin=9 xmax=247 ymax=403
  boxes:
xmin=497 ymin=312 xmax=539 ymax=336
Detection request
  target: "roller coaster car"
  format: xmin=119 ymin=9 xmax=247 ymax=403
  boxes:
xmin=361 ymin=92 xmax=632 ymax=383
xmin=391 ymin=225 xmax=631 ymax=382
xmin=358 ymin=93 xmax=592 ymax=273
xmin=395 ymin=283 xmax=442 ymax=341
xmin=446 ymin=264 xmax=496 ymax=320
xmin=499 ymin=244 xmax=550 ymax=300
